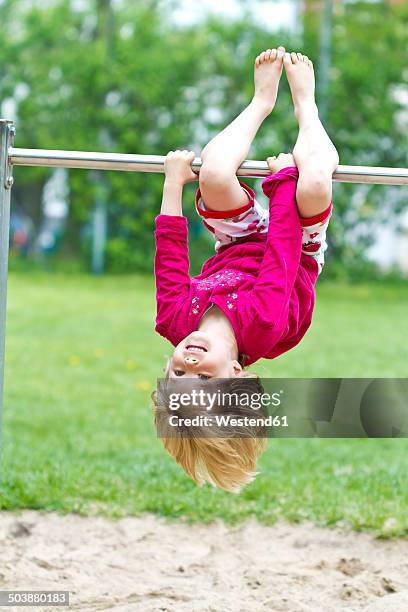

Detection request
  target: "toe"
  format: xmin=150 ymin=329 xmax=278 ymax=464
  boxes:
xmin=277 ymin=47 xmax=285 ymax=60
xmin=291 ymin=52 xmax=298 ymax=63
xmin=283 ymin=52 xmax=292 ymax=66
xmin=270 ymin=48 xmax=277 ymax=61
xmin=297 ymin=52 xmax=303 ymax=61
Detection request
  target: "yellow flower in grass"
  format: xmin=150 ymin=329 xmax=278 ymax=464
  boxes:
xmin=136 ymin=380 xmax=152 ymax=391
xmin=94 ymin=348 xmax=105 ymax=358
xmin=126 ymin=359 xmax=137 ymax=370
xmin=68 ymin=355 xmax=81 ymax=366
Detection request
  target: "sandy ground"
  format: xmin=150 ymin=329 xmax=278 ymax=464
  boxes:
xmin=0 ymin=511 xmax=408 ymax=612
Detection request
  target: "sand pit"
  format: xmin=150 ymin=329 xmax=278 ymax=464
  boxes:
xmin=0 ymin=510 xmax=408 ymax=611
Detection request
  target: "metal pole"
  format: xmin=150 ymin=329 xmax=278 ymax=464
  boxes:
xmin=0 ymin=120 xmax=15 ymax=459
xmin=9 ymin=148 xmax=408 ymax=185
xmin=90 ymin=0 xmax=115 ymax=275
xmin=317 ymin=0 xmax=333 ymax=125
xmin=90 ymin=176 xmax=107 ymax=275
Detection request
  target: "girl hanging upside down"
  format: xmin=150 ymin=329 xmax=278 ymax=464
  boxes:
xmin=151 ymin=46 xmax=340 ymax=493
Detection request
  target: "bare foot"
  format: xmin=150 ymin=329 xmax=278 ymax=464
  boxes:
xmin=253 ymin=46 xmax=286 ymax=115
xmin=283 ymin=52 xmax=318 ymax=122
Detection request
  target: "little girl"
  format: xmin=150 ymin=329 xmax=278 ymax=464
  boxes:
xmin=152 ymin=46 xmax=340 ymax=492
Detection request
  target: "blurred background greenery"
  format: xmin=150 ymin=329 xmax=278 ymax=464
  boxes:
xmin=1 ymin=0 xmax=407 ymax=278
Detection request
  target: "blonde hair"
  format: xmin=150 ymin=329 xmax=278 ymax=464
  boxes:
xmin=151 ymin=361 xmax=267 ymax=494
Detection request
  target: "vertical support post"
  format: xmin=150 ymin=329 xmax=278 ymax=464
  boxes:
xmin=91 ymin=0 xmax=114 ymax=275
xmin=0 ymin=119 xmax=15 ymax=453
xmin=90 ymin=169 xmax=108 ymax=275
xmin=294 ymin=0 xmax=304 ymax=43
xmin=317 ymin=0 xmax=332 ymax=125
xmin=91 ymin=190 xmax=107 ymax=275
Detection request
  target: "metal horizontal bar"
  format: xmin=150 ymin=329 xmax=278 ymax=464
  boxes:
xmin=9 ymin=147 xmax=408 ymax=185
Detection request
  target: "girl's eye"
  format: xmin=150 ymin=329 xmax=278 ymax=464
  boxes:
xmin=198 ymin=374 xmax=211 ymax=380
xmin=174 ymin=370 xmax=184 ymax=376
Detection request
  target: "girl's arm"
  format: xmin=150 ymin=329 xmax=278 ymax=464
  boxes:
xmin=155 ymin=149 xmax=197 ymax=335
xmin=160 ymin=178 xmax=184 ymax=216
xmin=155 ymin=190 xmax=190 ymax=331
xmin=154 ymin=208 xmax=191 ymax=336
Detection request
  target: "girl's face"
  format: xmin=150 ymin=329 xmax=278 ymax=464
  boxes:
xmin=169 ymin=330 xmax=242 ymax=379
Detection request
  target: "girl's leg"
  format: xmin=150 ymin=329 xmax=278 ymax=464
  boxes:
xmin=199 ymin=46 xmax=286 ymax=213
xmin=284 ymin=52 xmax=340 ymax=218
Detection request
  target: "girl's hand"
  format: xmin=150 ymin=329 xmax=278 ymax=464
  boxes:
xmin=266 ymin=152 xmax=297 ymax=173
xmin=164 ymin=150 xmax=198 ymax=185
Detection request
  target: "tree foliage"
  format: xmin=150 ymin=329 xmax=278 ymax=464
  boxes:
xmin=1 ymin=0 xmax=407 ymax=275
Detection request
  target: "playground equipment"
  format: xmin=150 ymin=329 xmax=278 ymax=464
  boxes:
xmin=8 ymin=145 xmax=408 ymax=184
xmin=0 ymin=118 xmax=407 ymax=421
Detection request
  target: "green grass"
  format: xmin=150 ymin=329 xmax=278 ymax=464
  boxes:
xmin=1 ymin=272 xmax=407 ymax=537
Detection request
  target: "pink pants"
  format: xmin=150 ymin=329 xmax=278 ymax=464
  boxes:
xmin=195 ymin=180 xmax=332 ymax=274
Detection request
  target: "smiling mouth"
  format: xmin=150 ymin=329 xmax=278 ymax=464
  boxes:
xmin=186 ymin=344 xmax=208 ymax=353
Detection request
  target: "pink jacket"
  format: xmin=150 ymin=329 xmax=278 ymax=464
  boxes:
xmin=154 ymin=166 xmax=331 ymax=367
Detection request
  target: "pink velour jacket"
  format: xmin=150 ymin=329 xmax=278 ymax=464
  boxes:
xmin=154 ymin=166 xmax=332 ymax=367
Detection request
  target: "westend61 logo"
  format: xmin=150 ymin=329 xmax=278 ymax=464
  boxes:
xmin=154 ymin=378 xmax=408 ymax=439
